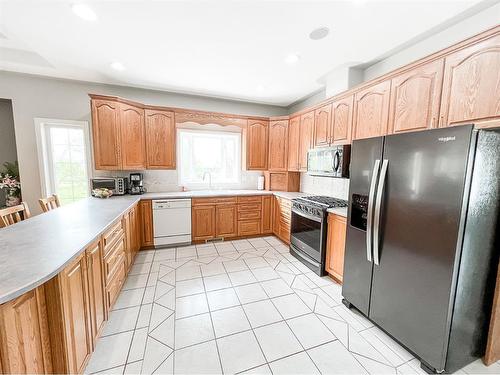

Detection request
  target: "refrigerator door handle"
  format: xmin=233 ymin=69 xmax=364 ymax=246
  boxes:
xmin=366 ymin=159 xmax=381 ymax=263
xmin=373 ymin=159 xmax=389 ymax=266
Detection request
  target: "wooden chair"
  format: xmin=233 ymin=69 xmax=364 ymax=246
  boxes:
xmin=0 ymin=202 xmax=31 ymax=227
xmin=39 ymin=194 xmax=61 ymax=212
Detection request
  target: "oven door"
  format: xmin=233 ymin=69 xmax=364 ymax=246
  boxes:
xmin=290 ymin=209 xmax=324 ymax=262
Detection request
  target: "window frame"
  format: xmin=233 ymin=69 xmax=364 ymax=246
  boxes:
xmin=177 ymin=128 xmax=242 ymax=188
xmin=34 ymin=117 xmax=92 ymax=201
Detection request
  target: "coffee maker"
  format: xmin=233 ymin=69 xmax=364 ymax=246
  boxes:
xmin=129 ymin=173 xmax=146 ymax=195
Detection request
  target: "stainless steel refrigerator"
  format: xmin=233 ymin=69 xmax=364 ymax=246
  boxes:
xmin=342 ymin=125 xmax=500 ymax=373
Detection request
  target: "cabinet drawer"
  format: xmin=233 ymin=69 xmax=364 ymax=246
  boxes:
xmin=238 ymin=203 xmax=262 ymax=212
xmin=215 ymin=197 xmax=237 ymax=204
xmin=237 ymin=210 xmax=261 ymax=220
xmin=237 ymin=196 xmax=262 ymax=204
xmin=104 ymin=236 xmax=125 ymax=284
xmin=103 ymin=220 xmax=124 ymax=254
xmin=106 ymin=257 xmax=126 ymax=310
xmin=238 ymin=220 xmax=261 ymax=236
xmin=192 ymin=198 xmax=217 ymax=205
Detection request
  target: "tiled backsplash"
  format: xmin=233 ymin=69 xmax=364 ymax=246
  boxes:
xmin=94 ymin=170 xmax=263 ymax=192
xmin=300 ymin=173 xmax=350 ymax=200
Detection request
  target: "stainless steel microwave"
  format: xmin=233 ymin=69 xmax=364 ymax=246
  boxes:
xmin=91 ymin=177 xmax=127 ymax=195
xmin=307 ymin=145 xmax=351 ymax=178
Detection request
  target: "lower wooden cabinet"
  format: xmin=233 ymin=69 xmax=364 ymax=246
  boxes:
xmin=140 ymin=200 xmax=154 ymax=248
xmin=86 ymin=241 xmax=106 ymax=346
xmin=216 ymin=204 xmax=238 ymax=238
xmin=272 ymin=196 xmax=291 ymax=244
xmin=124 ymin=204 xmax=141 ymax=270
xmin=192 ymin=204 xmax=217 ymax=241
xmin=261 ymin=195 xmax=272 ymax=234
xmin=0 ymin=287 xmax=52 ymax=374
xmin=325 ymin=213 xmax=347 ymax=283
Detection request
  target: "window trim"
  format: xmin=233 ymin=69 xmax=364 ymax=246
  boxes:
xmin=177 ymin=127 xmax=242 ymax=188
xmin=34 ymin=118 xmax=92 ymax=199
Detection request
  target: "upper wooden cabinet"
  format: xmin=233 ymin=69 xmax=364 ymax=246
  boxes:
xmin=91 ymin=99 xmax=122 ymax=170
xmin=314 ymin=104 xmax=332 ymax=147
xmin=353 ymin=80 xmax=391 ymax=140
xmin=247 ymin=119 xmax=269 ymax=170
xmin=298 ymin=111 xmax=314 ymax=171
xmin=287 ymin=116 xmax=300 ymax=172
xmin=440 ymin=34 xmax=500 ymax=129
xmin=120 ymin=103 xmax=146 ymax=170
xmin=268 ymin=120 xmax=288 ymax=171
xmin=331 ymin=95 xmax=354 ymax=144
xmin=388 ymin=59 xmax=444 ymax=134
xmin=145 ymin=109 xmax=176 ymax=169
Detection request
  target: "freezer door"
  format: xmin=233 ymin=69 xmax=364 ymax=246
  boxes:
xmin=368 ymin=126 xmax=474 ymax=371
xmin=342 ymin=137 xmax=384 ymax=315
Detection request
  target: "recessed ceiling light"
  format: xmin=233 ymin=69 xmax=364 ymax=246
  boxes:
xmin=71 ymin=3 xmax=97 ymax=21
xmin=110 ymin=61 xmax=126 ymax=71
xmin=284 ymin=53 xmax=300 ymax=65
xmin=309 ymin=27 xmax=330 ymax=40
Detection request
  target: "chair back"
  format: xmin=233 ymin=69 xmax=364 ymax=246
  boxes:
xmin=0 ymin=202 xmax=31 ymax=227
xmin=39 ymin=194 xmax=61 ymax=212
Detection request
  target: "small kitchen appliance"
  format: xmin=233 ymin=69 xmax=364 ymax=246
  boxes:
xmin=90 ymin=177 xmax=127 ymax=195
xmin=307 ymin=145 xmax=351 ymax=178
xmin=129 ymin=173 xmax=146 ymax=195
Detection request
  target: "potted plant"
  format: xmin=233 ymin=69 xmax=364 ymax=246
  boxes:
xmin=0 ymin=161 xmax=21 ymax=207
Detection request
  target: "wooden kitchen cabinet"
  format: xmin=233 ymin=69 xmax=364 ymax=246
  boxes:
xmin=192 ymin=204 xmax=216 ymax=241
xmin=353 ymin=80 xmax=391 ymax=140
xmin=261 ymin=195 xmax=273 ymax=234
xmin=85 ymin=241 xmax=106 ymax=346
xmin=440 ymin=34 xmax=500 ymax=129
xmin=298 ymin=111 xmax=314 ymax=171
xmin=216 ymin=204 xmax=238 ymax=238
xmin=0 ymin=287 xmax=52 ymax=374
xmin=272 ymin=196 xmax=291 ymax=244
xmin=331 ymin=95 xmax=354 ymax=144
xmin=268 ymin=119 xmax=288 ymax=171
xmin=120 ymin=103 xmax=146 ymax=170
xmin=314 ymin=103 xmax=332 ymax=147
xmin=91 ymin=99 xmax=122 ymax=170
xmin=325 ymin=213 xmax=347 ymax=283
xmin=388 ymin=59 xmax=444 ymax=134
xmin=124 ymin=205 xmax=140 ymax=270
xmin=145 ymin=109 xmax=176 ymax=169
xmin=140 ymin=200 xmax=154 ymax=248
xmin=246 ymin=119 xmax=269 ymax=170
xmin=287 ymin=116 xmax=300 ymax=171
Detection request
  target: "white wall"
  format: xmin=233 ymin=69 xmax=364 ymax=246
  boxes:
xmin=0 ymin=71 xmax=287 ymax=214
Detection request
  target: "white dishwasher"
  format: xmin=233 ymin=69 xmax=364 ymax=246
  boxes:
xmin=153 ymin=199 xmax=192 ymax=247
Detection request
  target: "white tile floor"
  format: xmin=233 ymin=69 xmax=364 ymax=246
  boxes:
xmin=85 ymin=236 xmax=500 ymax=375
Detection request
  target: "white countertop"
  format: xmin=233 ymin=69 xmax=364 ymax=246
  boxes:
xmin=327 ymin=206 xmax=348 ymax=217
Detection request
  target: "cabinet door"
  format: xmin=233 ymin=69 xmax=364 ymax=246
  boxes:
xmin=353 ymin=80 xmax=391 ymax=140
xmin=298 ymin=111 xmax=314 ymax=171
xmin=331 ymin=95 xmax=354 ymax=144
xmin=268 ymin=120 xmax=288 ymax=171
xmin=246 ymin=119 xmax=269 ymax=170
xmin=216 ymin=204 xmax=237 ymax=238
xmin=140 ymin=200 xmax=154 ymax=248
xmin=86 ymin=241 xmax=106 ymax=346
xmin=261 ymin=195 xmax=272 ymax=234
xmin=0 ymin=288 xmax=52 ymax=374
xmin=287 ymin=116 xmax=300 ymax=171
xmin=120 ymin=103 xmax=146 ymax=170
xmin=60 ymin=254 xmax=92 ymax=374
xmin=272 ymin=196 xmax=280 ymax=236
xmin=388 ymin=59 xmax=444 ymax=134
xmin=123 ymin=213 xmax=133 ymax=270
xmin=325 ymin=214 xmax=347 ymax=283
xmin=440 ymin=34 xmax=500 ymax=129
xmin=314 ymin=104 xmax=332 ymax=147
xmin=91 ymin=99 xmax=121 ymax=170
xmin=192 ymin=205 xmax=216 ymax=241
xmin=145 ymin=109 xmax=176 ymax=169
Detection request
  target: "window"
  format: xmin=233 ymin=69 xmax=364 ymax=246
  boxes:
xmin=178 ymin=129 xmax=241 ymax=186
xmin=35 ymin=119 xmax=91 ymax=205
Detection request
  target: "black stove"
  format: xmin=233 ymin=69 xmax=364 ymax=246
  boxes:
xmin=289 ymin=195 xmax=347 ymax=276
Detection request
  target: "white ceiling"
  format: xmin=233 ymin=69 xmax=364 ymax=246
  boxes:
xmin=0 ymin=0 xmax=487 ymax=106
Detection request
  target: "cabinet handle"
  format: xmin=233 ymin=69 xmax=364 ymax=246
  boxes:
xmin=438 ymin=115 xmax=444 ymax=128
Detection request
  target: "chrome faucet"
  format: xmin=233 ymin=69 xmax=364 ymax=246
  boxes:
xmin=202 ymin=171 xmax=213 ymax=190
